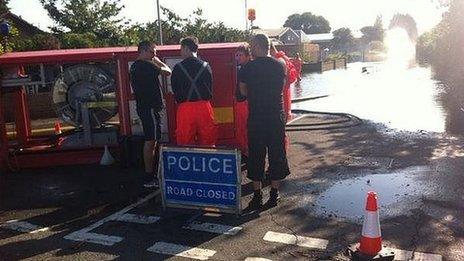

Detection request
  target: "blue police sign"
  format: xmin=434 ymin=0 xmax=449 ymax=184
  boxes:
xmin=159 ymin=146 xmax=241 ymax=214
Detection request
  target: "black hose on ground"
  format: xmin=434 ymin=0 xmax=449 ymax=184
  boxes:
xmin=286 ymin=109 xmax=362 ymax=131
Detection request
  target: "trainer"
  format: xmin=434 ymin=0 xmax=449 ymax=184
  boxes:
xmin=130 ymin=41 xmax=172 ymax=188
xmin=171 ymin=36 xmax=216 ymax=146
xmin=239 ymin=34 xmax=291 ymax=210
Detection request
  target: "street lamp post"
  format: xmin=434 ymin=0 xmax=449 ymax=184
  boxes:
xmin=156 ymin=0 xmax=163 ymax=45
xmin=245 ymin=0 xmax=248 ymax=31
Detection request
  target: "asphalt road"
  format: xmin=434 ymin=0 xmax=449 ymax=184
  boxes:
xmin=0 ymin=119 xmax=463 ymax=260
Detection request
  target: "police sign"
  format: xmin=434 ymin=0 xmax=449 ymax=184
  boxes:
xmin=159 ymin=146 xmax=241 ymax=214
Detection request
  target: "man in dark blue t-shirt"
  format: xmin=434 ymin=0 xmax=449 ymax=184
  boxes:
xmin=130 ymin=41 xmax=171 ymax=188
xmin=239 ymin=34 xmax=291 ymax=210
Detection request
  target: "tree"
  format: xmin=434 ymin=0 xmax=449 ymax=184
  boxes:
xmin=284 ymin=12 xmax=331 ymax=34
xmin=331 ymin=27 xmax=354 ymax=51
xmin=0 ymin=0 xmax=9 ymax=14
xmin=389 ymin=13 xmax=418 ymax=41
xmin=40 ymin=0 xmax=124 ymax=45
xmin=360 ymin=15 xmax=385 ymax=46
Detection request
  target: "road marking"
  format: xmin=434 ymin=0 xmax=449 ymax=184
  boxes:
xmin=384 ymin=247 xmax=442 ymax=261
xmin=245 ymin=258 xmax=273 ymax=261
xmin=263 ymin=231 xmax=328 ymax=250
xmin=114 ymin=213 xmax=160 ymax=224
xmin=0 ymin=220 xmax=49 ymax=234
xmin=183 ymin=221 xmax=242 ymax=235
xmin=147 ymin=242 xmax=216 ymax=260
xmin=64 ymin=190 xmax=160 ymax=245
xmin=64 ymin=232 xmax=123 ymax=246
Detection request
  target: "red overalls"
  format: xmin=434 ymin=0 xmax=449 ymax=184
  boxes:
xmin=274 ymin=51 xmax=297 ymax=122
xmin=175 ymin=62 xmax=217 ymax=146
xmin=235 ymin=100 xmax=248 ymax=156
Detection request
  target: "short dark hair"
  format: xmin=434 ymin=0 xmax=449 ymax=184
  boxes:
xmin=180 ymin=36 xmax=199 ymax=52
xmin=237 ymin=44 xmax=251 ymax=56
xmin=138 ymin=41 xmax=153 ymax=53
xmin=252 ymin=34 xmax=270 ymax=52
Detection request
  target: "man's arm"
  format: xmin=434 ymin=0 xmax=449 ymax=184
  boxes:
xmin=152 ymin=57 xmax=172 ymax=76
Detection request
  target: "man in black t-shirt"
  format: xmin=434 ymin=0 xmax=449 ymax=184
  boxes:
xmin=130 ymin=41 xmax=171 ymax=188
xmin=171 ymin=36 xmax=216 ymax=145
xmin=239 ymin=34 xmax=291 ymax=210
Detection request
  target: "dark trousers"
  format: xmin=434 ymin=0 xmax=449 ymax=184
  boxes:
xmin=247 ymin=114 xmax=290 ymax=182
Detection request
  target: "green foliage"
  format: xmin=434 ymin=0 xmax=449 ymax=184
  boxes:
xmin=331 ymin=27 xmax=355 ymax=52
xmin=59 ymin=32 xmax=98 ymax=48
xmin=0 ymin=0 xmax=9 ymax=13
xmin=121 ymin=7 xmax=248 ymax=46
xmin=360 ymin=15 xmax=385 ymax=47
xmin=40 ymin=0 xmax=124 ymax=45
xmin=4 ymin=4 xmax=248 ymax=52
xmin=416 ymin=0 xmax=464 ymax=82
xmin=283 ymin=12 xmax=331 ymax=34
xmin=389 ymin=13 xmax=418 ymax=41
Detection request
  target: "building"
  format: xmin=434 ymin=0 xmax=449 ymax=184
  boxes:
xmin=252 ymin=27 xmax=301 ymax=45
xmin=0 ymin=11 xmax=44 ymax=37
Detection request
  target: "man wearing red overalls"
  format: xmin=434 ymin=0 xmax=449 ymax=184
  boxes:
xmin=235 ymin=44 xmax=251 ymax=157
xmin=270 ymin=43 xmax=297 ymax=122
xmin=171 ymin=37 xmax=216 ymax=146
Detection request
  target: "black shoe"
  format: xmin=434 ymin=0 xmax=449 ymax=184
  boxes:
xmin=266 ymin=189 xmax=280 ymax=207
xmin=245 ymin=192 xmax=263 ymax=211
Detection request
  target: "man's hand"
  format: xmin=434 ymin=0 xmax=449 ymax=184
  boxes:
xmin=152 ymin=56 xmax=172 ymax=76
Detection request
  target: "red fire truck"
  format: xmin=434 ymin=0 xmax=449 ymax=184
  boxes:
xmin=0 ymin=43 xmax=247 ymax=171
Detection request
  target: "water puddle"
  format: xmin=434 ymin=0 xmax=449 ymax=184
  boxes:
xmin=309 ymin=166 xmax=437 ymax=221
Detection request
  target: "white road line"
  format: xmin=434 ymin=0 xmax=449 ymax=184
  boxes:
xmin=114 ymin=213 xmax=160 ymax=224
xmin=183 ymin=221 xmax=242 ymax=235
xmin=147 ymin=242 xmax=216 ymax=260
xmin=244 ymin=258 xmax=273 ymax=261
xmin=64 ymin=190 xmax=160 ymax=245
xmin=263 ymin=231 xmax=328 ymax=250
xmin=64 ymin=231 xmax=123 ymax=246
xmin=384 ymin=247 xmax=442 ymax=261
xmin=0 ymin=220 xmax=49 ymax=234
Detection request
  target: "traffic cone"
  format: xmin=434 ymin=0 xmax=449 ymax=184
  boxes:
xmin=100 ymin=145 xmax=115 ymax=165
xmin=54 ymin=122 xmax=62 ymax=135
xmin=358 ymin=191 xmax=382 ymax=256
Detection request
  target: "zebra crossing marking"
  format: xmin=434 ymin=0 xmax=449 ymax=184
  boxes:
xmin=183 ymin=221 xmax=242 ymax=235
xmin=263 ymin=231 xmax=328 ymax=250
xmin=114 ymin=213 xmax=160 ymax=224
xmin=0 ymin=220 xmax=49 ymax=234
xmin=147 ymin=241 xmax=216 ymax=260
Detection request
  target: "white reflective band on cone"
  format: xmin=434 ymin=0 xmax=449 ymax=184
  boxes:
xmin=361 ymin=210 xmax=381 ymax=238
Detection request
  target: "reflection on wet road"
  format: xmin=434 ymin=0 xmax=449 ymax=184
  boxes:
xmin=293 ymin=62 xmax=447 ymax=133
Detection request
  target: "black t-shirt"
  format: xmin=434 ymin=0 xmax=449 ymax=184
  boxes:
xmin=171 ymin=57 xmax=213 ymax=103
xmin=235 ymin=65 xmax=247 ymax=102
xmin=240 ymin=56 xmax=286 ymax=119
xmin=130 ymin=60 xmax=163 ymax=110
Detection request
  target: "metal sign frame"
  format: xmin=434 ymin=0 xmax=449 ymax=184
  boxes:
xmin=159 ymin=146 xmax=242 ymax=215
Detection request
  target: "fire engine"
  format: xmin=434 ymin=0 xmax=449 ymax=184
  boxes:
xmin=0 ymin=43 xmax=248 ymax=170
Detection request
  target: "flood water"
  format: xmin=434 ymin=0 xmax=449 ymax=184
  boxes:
xmin=292 ymin=28 xmax=459 ymax=134
xmin=293 ymin=62 xmax=448 ymax=133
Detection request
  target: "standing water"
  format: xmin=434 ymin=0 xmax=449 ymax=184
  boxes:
xmin=293 ymin=28 xmax=447 ymax=133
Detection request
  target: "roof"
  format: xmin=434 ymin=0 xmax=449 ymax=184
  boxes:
xmin=0 ymin=11 xmax=44 ymax=35
xmin=305 ymin=33 xmax=334 ymax=43
xmin=0 ymin=42 xmax=245 ymax=65
xmin=252 ymin=27 xmax=298 ymax=39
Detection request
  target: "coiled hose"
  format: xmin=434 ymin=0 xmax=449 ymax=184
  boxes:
xmin=286 ymin=109 xmax=362 ymax=131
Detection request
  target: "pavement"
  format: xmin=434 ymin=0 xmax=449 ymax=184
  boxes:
xmin=0 ymin=115 xmax=463 ymax=260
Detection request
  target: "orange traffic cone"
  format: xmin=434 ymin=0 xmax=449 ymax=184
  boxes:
xmin=54 ymin=122 xmax=62 ymax=135
xmin=358 ymin=191 xmax=382 ymax=256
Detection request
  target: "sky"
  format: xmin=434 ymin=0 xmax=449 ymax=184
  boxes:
xmin=9 ymin=0 xmax=445 ymax=35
